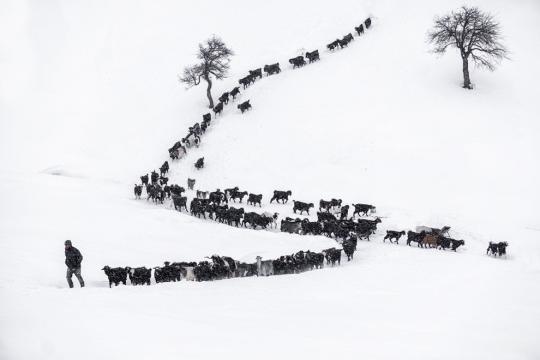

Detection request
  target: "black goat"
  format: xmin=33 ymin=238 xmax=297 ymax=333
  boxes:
xmin=209 ymin=190 xmax=227 ymax=205
xmin=230 ymin=87 xmax=240 ymax=100
xmin=159 ymin=161 xmax=169 ymax=176
xmin=327 ymin=40 xmax=340 ymax=50
xmin=293 ymin=200 xmax=314 ymax=215
xmin=127 ymin=267 xmax=151 ymax=285
xmin=170 ymin=185 xmax=185 ymax=196
xmin=172 ymin=195 xmax=188 ymax=212
xmin=289 ymin=56 xmax=306 ymax=68
xmin=280 ymin=218 xmax=303 ymax=234
xmin=317 ymin=211 xmax=337 ymax=223
xmin=102 ymin=266 xmax=128 ymax=288
xmin=319 ymin=199 xmax=332 ymax=212
xmin=159 ymin=176 xmax=168 ymax=186
xmin=154 ymin=262 xmax=182 ymax=283
xmin=342 ymin=236 xmax=357 ymax=261
xmin=263 ymin=63 xmax=281 ymax=75
xmin=218 ymin=92 xmax=230 ymax=105
xmin=249 ymin=68 xmax=262 ymax=80
xmin=365 ymin=17 xmax=372 ymax=29
xmin=243 ymin=212 xmax=271 ymax=229
xmin=305 ymin=50 xmax=320 ymax=63
xmin=487 ymin=241 xmax=508 ymax=257
xmin=340 ymin=205 xmax=349 ymax=220
xmin=224 ymin=187 xmax=239 ymax=198
xmin=301 ymin=220 xmax=322 ymax=235
xmin=134 ymin=184 xmax=142 ymax=199
xmin=323 ymin=248 xmax=342 ymax=266
xmin=352 ymin=203 xmax=376 ymax=217
xmin=406 ymin=230 xmax=425 ymax=247
xmin=438 ymin=237 xmax=465 ymax=251
xmin=140 ymin=174 xmax=149 ymax=185
xmin=270 ymin=190 xmax=292 ymax=204
xmin=239 ymin=75 xmax=254 ymax=89
xmin=238 ymin=100 xmax=252 ymax=113
xmin=384 ymin=230 xmax=405 ymax=244
xmin=195 ymin=157 xmax=204 ymax=170
xmin=213 ymin=102 xmax=224 ymax=117
xmin=247 ymin=193 xmax=263 ymax=207
xmin=230 ymin=191 xmax=248 ymax=203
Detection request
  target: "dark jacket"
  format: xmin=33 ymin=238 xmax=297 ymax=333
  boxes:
xmin=65 ymin=246 xmax=83 ymax=269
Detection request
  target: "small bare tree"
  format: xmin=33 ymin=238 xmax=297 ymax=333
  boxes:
xmin=428 ymin=6 xmax=508 ymax=89
xmin=179 ymin=36 xmax=234 ymax=108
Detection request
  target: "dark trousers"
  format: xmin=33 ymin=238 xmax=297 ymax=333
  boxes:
xmin=67 ymin=267 xmax=85 ymax=288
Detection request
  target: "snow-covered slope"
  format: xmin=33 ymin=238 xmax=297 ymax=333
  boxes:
xmin=1 ymin=0 xmax=540 ymax=359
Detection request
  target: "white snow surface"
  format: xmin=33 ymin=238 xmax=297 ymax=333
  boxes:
xmin=1 ymin=0 xmax=540 ymax=359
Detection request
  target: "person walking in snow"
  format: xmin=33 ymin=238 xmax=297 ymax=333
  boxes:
xmin=64 ymin=240 xmax=84 ymax=288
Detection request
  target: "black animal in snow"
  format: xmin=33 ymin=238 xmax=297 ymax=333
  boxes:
xmin=487 ymin=241 xmax=508 ymax=257
xmin=406 ymin=230 xmax=425 ymax=247
xmin=134 ymin=185 xmax=142 ymax=199
xmin=172 ymin=195 xmax=188 ymax=212
xmin=305 ymin=50 xmax=320 ymax=63
xmin=102 ymin=266 xmax=128 ymax=288
xmin=159 ymin=161 xmax=169 ymax=176
xmin=213 ymin=102 xmax=224 ymax=117
xmin=247 ymin=193 xmax=263 ymax=207
xmin=327 ymin=40 xmax=340 ymax=51
xmin=270 ymin=190 xmax=292 ymax=204
xmin=195 ymin=157 xmax=204 ymax=170
xmin=365 ymin=17 xmax=372 ymax=29
xmin=239 ymin=75 xmax=254 ymax=89
xmin=289 ymin=56 xmax=306 ymax=68
xmin=140 ymin=174 xmax=149 ymax=185
xmin=280 ymin=217 xmax=303 ymax=234
xmin=353 ymin=203 xmax=376 ymax=217
xmin=293 ymin=200 xmax=314 ymax=215
xmin=384 ymin=230 xmax=405 ymax=244
xmin=238 ymin=100 xmax=252 ymax=113
xmin=127 ymin=267 xmax=151 ymax=285
xmin=249 ymin=68 xmax=263 ymax=80
xmin=263 ymin=63 xmax=281 ymax=75
xmin=230 ymin=87 xmax=240 ymax=100
xmin=218 ymin=92 xmax=230 ymax=105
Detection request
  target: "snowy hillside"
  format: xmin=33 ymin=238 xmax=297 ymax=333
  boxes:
xmin=1 ymin=0 xmax=540 ymax=359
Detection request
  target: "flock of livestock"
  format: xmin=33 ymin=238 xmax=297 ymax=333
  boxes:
xmin=137 ymin=17 xmax=375 ymax=213
xmin=163 ymin=17 xmax=374 ymax=171
xmin=117 ymin=16 xmax=508 ymax=288
xmin=102 ymin=247 xmax=348 ymax=288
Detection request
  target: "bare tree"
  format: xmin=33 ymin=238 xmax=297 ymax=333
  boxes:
xmin=428 ymin=6 xmax=508 ymax=89
xmin=179 ymin=36 xmax=234 ymax=108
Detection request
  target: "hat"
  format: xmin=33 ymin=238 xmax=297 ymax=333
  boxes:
xmin=65 ymin=240 xmax=72 ymax=246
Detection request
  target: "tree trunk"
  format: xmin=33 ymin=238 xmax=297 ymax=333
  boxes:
xmin=204 ymin=75 xmax=214 ymax=108
xmin=461 ymin=56 xmax=472 ymax=89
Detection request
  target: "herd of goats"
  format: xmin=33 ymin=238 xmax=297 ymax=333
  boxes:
xmin=164 ymin=17 xmax=374 ymax=170
xmin=106 ymin=17 xmax=509 ymax=288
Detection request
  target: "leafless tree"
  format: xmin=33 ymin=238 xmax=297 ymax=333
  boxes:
xmin=428 ymin=6 xmax=508 ymax=89
xmin=179 ymin=36 xmax=234 ymax=108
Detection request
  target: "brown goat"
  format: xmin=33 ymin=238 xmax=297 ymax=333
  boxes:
xmin=422 ymin=234 xmax=439 ymax=248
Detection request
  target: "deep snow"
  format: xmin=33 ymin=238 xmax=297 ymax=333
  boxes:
xmin=1 ymin=0 xmax=540 ymax=359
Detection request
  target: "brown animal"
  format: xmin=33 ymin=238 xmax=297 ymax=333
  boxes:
xmin=422 ymin=234 xmax=439 ymax=248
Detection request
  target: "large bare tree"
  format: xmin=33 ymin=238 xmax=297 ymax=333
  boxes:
xmin=428 ymin=6 xmax=508 ymax=89
xmin=179 ymin=36 xmax=233 ymax=108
